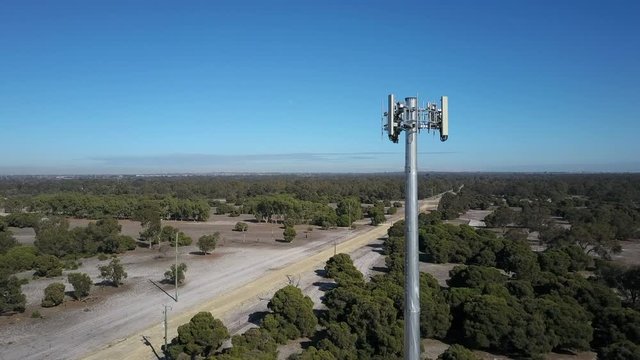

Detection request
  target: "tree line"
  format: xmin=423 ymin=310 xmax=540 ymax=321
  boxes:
xmin=0 ymin=174 xmax=458 ymax=204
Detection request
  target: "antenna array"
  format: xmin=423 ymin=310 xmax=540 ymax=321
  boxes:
xmin=384 ymin=95 xmax=448 ymax=143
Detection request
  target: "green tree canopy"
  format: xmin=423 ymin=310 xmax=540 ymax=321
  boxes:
xmin=198 ymin=233 xmax=219 ymax=254
xmin=67 ymin=272 xmax=92 ymax=299
xmin=42 ymin=282 xmax=65 ymax=307
xmin=0 ymin=273 xmax=26 ymax=314
xmin=283 ymin=226 xmax=296 ymax=243
xmin=98 ymin=257 xmax=127 ymax=287
xmin=34 ymin=254 xmax=63 ymax=278
xmin=164 ymin=311 xmax=229 ymax=359
xmin=164 ymin=263 xmax=187 ymax=285
xmin=262 ymin=285 xmax=317 ymax=342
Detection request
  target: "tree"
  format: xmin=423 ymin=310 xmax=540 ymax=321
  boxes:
xmin=484 ymin=206 xmax=515 ymax=229
xmin=620 ymin=265 xmax=640 ymax=307
xmin=42 ymin=282 xmax=65 ymax=307
xmin=34 ymin=217 xmax=75 ymax=257
xmin=0 ymin=273 xmax=26 ymax=314
xmin=592 ymin=307 xmax=640 ymax=350
xmin=461 ymin=294 xmax=551 ymax=357
xmin=325 ymin=253 xmax=364 ymax=286
xmin=529 ymin=295 xmax=592 ymax=351
xmin=67 ymin=272 xmax=92 ymax=299
xmin=164 ymin=311 xmax=229 ymax=359
xmin=317 ymin=322 xmax=358 ymax=360
xmin=168 ymin=231 xmax=192 ymax=247
xmin=537 ymin=248 xmax=572 ymax=275
xmin=447 ymin=265 xmax=506 ymax=290
xmin=598 ymin=341 xmax=640 ymax=360
xmin=336 ymin=197 xmax=362 ymax=227
xmin=368 ymin=205 xmax=386 ymax=226
xmin=569 ymin=222 xmax=621 ymax=259
xmin=420 ymin=273 xmax=451 ymax=339
xmin=233 ymin=222 xmax=249 ymax=232
xmin=164 ymin=263 xmax=187 ymax=284
xmin=198 ymin=233 xmax=219 ymax=254
xmin=137 ymin=202 xmax=161 ymax=245
xmin=228 ymin=327 xmax=277 ymax=357
xmin=288 ymin=347 xmax=336 ymax=360
xmin=262 ymin=285 xmax=317 ymax=341
xmin=283 ymin=226 xmax=296 ymax=243
xmin=437 ymin=345 xmax=480 ymax=360
xmin=159 ymin=225 xmax=178 ymax=243
xmin=34 ymin=254 xmax=63 ymax=278
xmin=98 ymin=257 xmax=128 ymax=287
xmin=496 ymin=240 xmax=540 ymax=279
xmin=0 ymin=230 xmax=18 ymax=254
xmin=2 ymin=245 xmax=38 ymax=272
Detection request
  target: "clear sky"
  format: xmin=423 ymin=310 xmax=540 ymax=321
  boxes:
xmin=1 ymin=0 xmax=638 ymax=174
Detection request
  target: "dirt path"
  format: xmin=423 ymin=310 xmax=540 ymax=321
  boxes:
xmin=80 ymin=197 xmax=442 ymax=360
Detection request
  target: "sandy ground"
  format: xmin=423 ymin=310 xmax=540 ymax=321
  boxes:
xmin=0 ymin=196 xmax=443 ymax=360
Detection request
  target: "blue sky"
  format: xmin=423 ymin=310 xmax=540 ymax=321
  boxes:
xmin=1 ymin=0 xmax=638 ymax=174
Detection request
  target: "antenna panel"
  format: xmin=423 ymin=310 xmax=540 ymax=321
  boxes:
xmin=440 ymin=96 xmax=448 ymax=141
xmin=387 ymin=94 xmax=399 ymax=143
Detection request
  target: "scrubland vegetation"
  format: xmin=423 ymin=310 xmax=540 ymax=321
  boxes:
xmin=1 ymin=173 xmax=640 ymax=359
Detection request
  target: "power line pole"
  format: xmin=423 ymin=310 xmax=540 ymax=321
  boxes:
xmin=383 ymin=94 xmax=448 ymax=360
xmin=163 ymin=304 xmax=172 ymax=351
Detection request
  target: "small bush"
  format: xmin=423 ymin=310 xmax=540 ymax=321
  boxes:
xmin=233 ymin=222 xmax=248 ymax=232
xmin=34 ymin=255 xmax=63 ymax=278
xmin=67 ymin=272 xmax=91 ymax=299
xmin=41 ymin=282 xmax=65 ymax=307
xmin=63 ymin=259 xmax=81 ymax=270
xmin=164 ymin=263 xmax=187 ymax=284
xmin=283 ymin=226 xmax=296 ymax=243
xmin=98 ymin=258 xmax=127 ymax=287
xmin=31 ymin=310 xmax=43 ymax=318
xmin=117 ymin=235 xmax=137 ymax=252
xmin=198 ymin=233 xmax=219 ymax=254
xmin=97 ymin=253 xmax=108 ymax=261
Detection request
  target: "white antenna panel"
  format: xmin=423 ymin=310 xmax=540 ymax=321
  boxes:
xmin=440 ymin=96 xmax=448 ymax=141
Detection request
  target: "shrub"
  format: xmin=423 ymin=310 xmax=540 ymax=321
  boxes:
xmin=67 ymin=272 xmax=91 ymax=299
xmin=438 ymin=344 xmax=480 ymax=360
xmin=41 ymin=282 xmax=65 ymax=307
xmin=198 ymin=233 xmax=219 ymax=254
xmin=164 ymin=263 xmax=187 ymax=284
xmin=34 ymin=255 xmax=63 ymax=278
xmin=262 ymin=285 xmax=317 ymax=342
xmin=98 ymin=257 xmax=127 ymax=287
xmin=4 ymin=246 xmax=38 ymax=272
xmin=164 ymin=312 xmax=229 ymax=359
xmin=0 ymin=274 xmax=26 ymax=313
xmin=283 ymin=226 xmax=296 ymax=243
xmin=233 ymin=222 xmax=248 ymax=232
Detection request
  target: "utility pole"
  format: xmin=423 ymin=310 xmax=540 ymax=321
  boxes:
xmin=383 ymin=94 xmax=449 ymax=360
xmin=163 ymin=304 xmax=172 ymax=351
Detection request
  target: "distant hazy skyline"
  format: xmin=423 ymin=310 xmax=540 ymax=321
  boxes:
xmin=1 ymin=0 xmax=639 ymax=175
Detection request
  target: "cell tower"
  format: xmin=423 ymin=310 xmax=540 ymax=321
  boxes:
xmin=383 ymin=94 xmax=448 ymax=360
